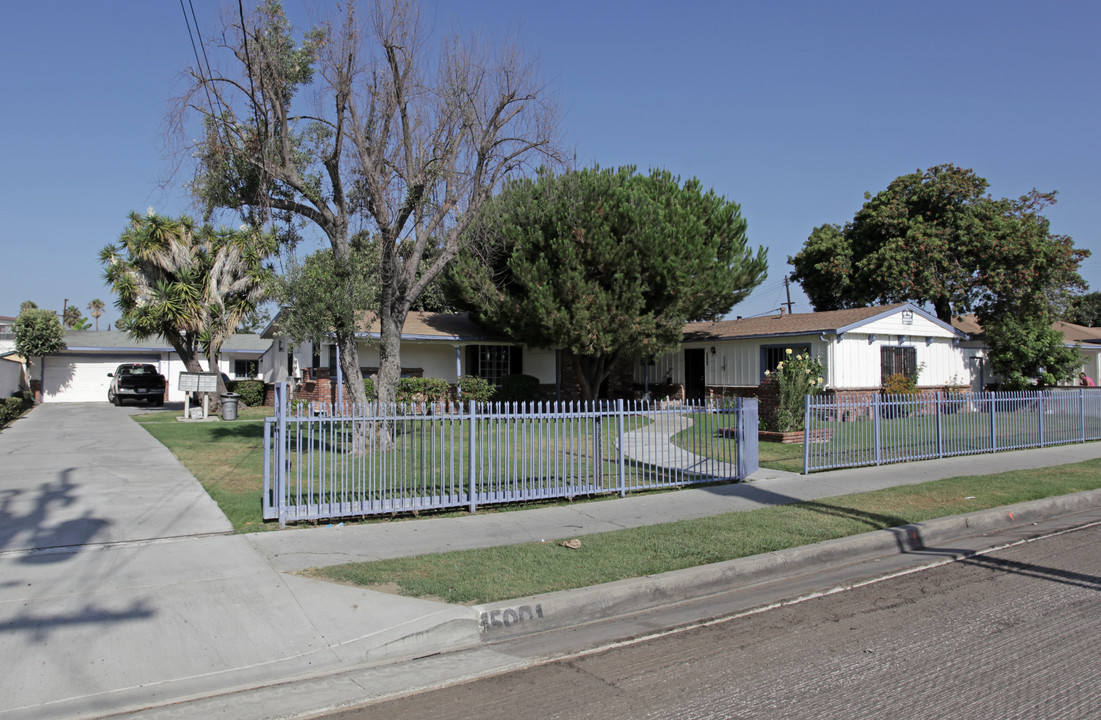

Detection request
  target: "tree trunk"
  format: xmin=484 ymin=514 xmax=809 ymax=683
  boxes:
xmin=376 ymin=308 xmax=405 ymax=408
xmin=206 ymin=348 xmax=226 ymax=413
xmin=335 ymin=329 xmax=366 ymax=407
xmin=574 ymin=355 xmax=611 ymax=403
xmin=934 ymin=296 xmax=953 ymax=323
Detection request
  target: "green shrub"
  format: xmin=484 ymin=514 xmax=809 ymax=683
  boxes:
xmin=229 ymin=380 xmax=266 ymax=406
xmin=496 ymin=374 xmax=540 ymax=403
xmin=396 ymin=377 xmax=451 ymax=403
xmin=762 ymin=349 xmax=825 ymax=432
xmin=458 ymin=375 xmax=495 ymax=402
xmin=363 ymin=378 xmax=375 ymax=400
xmin=883 ymin=372 xmax=917 ymax=396
xmin=0 ymin=395 xmax=32 ymax=428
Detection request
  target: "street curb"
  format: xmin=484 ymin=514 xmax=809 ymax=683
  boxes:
xmin=473 ymin=488 xmax=1101 ymax=642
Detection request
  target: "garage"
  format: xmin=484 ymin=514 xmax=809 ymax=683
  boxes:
xmin=42 ymin=354 xmax=159 ymax=403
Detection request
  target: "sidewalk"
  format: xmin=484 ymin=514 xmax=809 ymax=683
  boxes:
xmin=2 ymin=403 xmax=1100 ymax=720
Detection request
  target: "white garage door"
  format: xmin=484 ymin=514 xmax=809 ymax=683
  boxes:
xmin=43 ymin=355 xmax=158 ymax=403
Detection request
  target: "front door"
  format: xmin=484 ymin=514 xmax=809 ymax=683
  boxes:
xmin=684 ymin=348 xmax=706 ymax=400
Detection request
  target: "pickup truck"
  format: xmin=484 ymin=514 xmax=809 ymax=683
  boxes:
xmin=107 ymin=364 xmax=166 ymax=406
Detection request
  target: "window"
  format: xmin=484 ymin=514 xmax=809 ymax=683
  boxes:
xmin=760 ymin=344 xmax=810 ymax=380
xmin=881 ymin=346 xmax=917 ymax=381
xmin=466 ymin=345 xmax=522 ymax=386
xmin=234 ymin=359 xmax=259 ymax=379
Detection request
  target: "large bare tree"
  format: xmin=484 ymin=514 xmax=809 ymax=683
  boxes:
xmin=178 ymin=0 xmax=561 ymax=409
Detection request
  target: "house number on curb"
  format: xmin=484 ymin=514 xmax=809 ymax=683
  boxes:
xmin=480 ymin=604 xmax=543 ymax=631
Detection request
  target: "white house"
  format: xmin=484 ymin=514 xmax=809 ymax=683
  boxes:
xmin=637 ymin=303 xmax=971 ymax=399
xmin=30 ymin=331 xmax=269 ymax=403
xmin=0 ymin=315 xmax=16 ymax=356
xmin=260 ymin=311 xmax=561 ymax=401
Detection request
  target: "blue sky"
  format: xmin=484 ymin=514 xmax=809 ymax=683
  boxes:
xmin=2 ymin=0 xmax=1098 ymax=327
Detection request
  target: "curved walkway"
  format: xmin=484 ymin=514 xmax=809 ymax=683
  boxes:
xmin=619 ymin=411 xmax=742 ymax=478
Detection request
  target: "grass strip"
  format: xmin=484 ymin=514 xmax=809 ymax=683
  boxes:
xmin=303 ymin=458 xmax=1101 ymax=604
xmin=135 ymin=408 xmax=273 ymax=532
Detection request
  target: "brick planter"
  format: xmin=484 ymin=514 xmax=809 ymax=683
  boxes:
xmin=759 ymin=428 xmax=833 ymax=444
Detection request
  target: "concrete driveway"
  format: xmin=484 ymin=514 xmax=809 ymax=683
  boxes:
xmin=0 ymin=403 xmax=231 ymax=552
xmin=0 ymin=404 xmax=475 ymax=720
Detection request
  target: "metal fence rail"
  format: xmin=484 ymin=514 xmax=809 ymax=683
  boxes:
xmin=804 ymin=389 xmax=1101 ymax=473
xmin=263 ymin=383 xmax=758 ymax=526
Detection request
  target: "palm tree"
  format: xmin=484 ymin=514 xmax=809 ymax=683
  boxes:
xmin=100 ymin=211 xmax=274 ymax=408
xmin=87 ymin=299 xmax=105 ymax=331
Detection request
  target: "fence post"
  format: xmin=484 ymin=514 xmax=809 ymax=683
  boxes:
xmin=935 ymin=392 xmax=943 ymax=458
xmin=873 ymin=395 xmax=882 ymax=466
xmin=1081 ymin=388 xmax=1087 ymax=443
xmin=1038 ymin=391 xmax=1045 ymax=447
xmin=802 ymin=394 xmax=811 ymax=474
xmin=468 ymin=400 xmax=477 ymax=514
xmin=743 ymin=397 xmax=759 ymax=478
xmin=275 ymin=381 xmax=287 ymax=529
xmin=615 ymin=398 xmax=626 ymax=497
xmin=988 ymin=391 xmax=997 ymax=453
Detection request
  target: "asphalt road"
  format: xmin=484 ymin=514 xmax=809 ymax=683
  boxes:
xmin=324 ymin=521 xmax=1101 ymax=720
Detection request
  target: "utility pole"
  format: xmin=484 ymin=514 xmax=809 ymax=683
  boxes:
xmin=783 ymin=277 xmax=794 ymax=315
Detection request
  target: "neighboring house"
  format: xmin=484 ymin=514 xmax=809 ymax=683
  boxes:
xmin=0 ymin=352 xmax=27 ymax=398
xmin=29 ymin=331 xmax=269 ymax=403
xmin=0 ymin=315 xmax=16 ymax=355
xmin=260 ymin=311 xmax=562 ymax=402
xmin=636 ymin=303 xmax=971 ymax=400
xmin=952 ymin=315 xmax=1101 ymax=388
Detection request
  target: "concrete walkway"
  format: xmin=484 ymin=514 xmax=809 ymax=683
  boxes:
xmin=618 ymin=411 xmax=741 ymax=478
xmin=2 ymin=403 xmax=1100 ymax=720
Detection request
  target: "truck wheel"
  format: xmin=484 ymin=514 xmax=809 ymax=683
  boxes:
xmin=109 ymin=390 xmax=118 ymax=406
xmin=153 ymin=396 xmax=164 ymax=407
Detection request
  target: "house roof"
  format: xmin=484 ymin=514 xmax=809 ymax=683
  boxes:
xmin=264 ymin=310 xmax=510 ymax=343
xmin=59 ymin=331 xmax=270 ymax=354
xmin=682 ymin=303 xmax=963 ymax=342
xmin=951 ymin=315 xmax=1101 ymax=346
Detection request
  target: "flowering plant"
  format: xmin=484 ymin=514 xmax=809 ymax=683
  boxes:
xmin=762 ymin=348 xmax=825 ymax=432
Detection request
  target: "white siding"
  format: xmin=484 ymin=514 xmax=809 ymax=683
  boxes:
xmin=0 ymin=359 xmax=24 ymax=397
xmin=857 ymin=312 xmax=957 ymax=339
xmin=829 ymin=335 xmax=968 ymax=388
xmin=523 ymin=349 xmax=557 ymax=384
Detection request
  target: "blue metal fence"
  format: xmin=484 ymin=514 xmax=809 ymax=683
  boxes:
xmin=263 ymin=383 xmax=758 ymax=526
xmin=803 ymin=388 xmax=1101 ymax=473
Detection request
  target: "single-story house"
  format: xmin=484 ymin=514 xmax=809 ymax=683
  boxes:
xmin=0 ymin=352 xmax=26 ymax=398
xmin=0 ymin=315 xmax=16 ymax=356
xmin=260 ymin=311 xmax=563 ymax=403
xmin=29 ymin=331 xmax=270 ymax=403
xmin=636 ymin=303 xmax=972 ymax=400
xmin=952 ymin=315 xmax=1101 ymax=388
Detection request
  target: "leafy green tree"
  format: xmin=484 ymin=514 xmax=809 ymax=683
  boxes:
xmin=100 ymin=212 xmax=275 ymax=404
xmin=87 ymin=298 xmax=105 ymax=331
xmin=790 ymin=165 xmax=1087 ymax=322
xmin=982 ymin=313 xmax=1081 ymax=389
xmin=271 ymin=247 xmax=374 ymax=351
xmin=1064 ymin=291 xmax=1101 ymax=327
xmin=451 ymin=166 xmax=768 ymax=400
xmin=19 ymin=300 xmax=37 ymax=314
xmin=14 ymin=307 xmax=66 ymax=393
xmin=790 ymin=164 xmax=1088 ymax=388
xmin=178 ymin=0 xmax=561 ymax=409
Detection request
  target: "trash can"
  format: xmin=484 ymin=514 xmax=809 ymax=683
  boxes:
xmin=221 ymin=393 xmax=240 ymax=421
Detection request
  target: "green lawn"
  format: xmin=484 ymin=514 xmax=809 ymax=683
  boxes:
xmin=305 ymin=458 xmax=1101 ymax=604
xmin=135 ymin=408 xmax=659 ymax=531
xmin=672 ymin=404 xmax=1101 ymax=474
